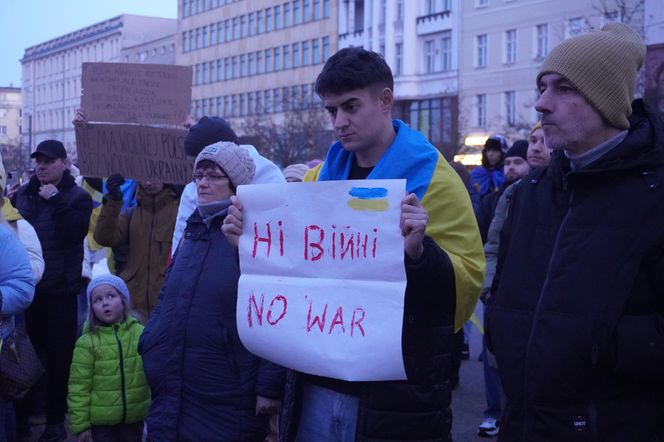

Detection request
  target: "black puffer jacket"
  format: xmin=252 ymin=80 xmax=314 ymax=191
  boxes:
xmin=487 ymin=100 xmax=664 ymax=442
xmin=139 ymin=210 xmax=286 ymax=442
xmin=13 ymin=170 xmax=92 ymax=296
xmin=280 ymin=235 xmax=456 ymax=442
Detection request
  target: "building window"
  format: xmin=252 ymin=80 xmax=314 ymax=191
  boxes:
xmin=240 ymin=54 xmax=247 ymax=77
xmin=274 ymin=47 xmax=281 ymax=71
xmin=293 ymin=0 xmax=301 ymax=24
xmin=303 ymin=0 xmax=311 ymax=22
xmin=568 ymin=17 xmax=586 ymax=36
xmin=284 ymin=3 xmax=292 ymax=27
xmin=217 ymin=59 xmax=223 ymax=80
xmin=241 ymin=15 xmax=248 ymax=38
xmin=217 ymin=22 xmax=224 ymax=44
xmin=322 ymin=36 xmax=330 ymax=62
xmin=293 ymin=42 xmax=300 ymax=68
xmin=240 ymin=93 xmax=246 ymax=116
xmin=265 ymin=90 xmax=272 ymax=113
xmin=195 ymin=28 xmax=201 ymax=49
xmin=265 ymin=6 xmax=277 ymax=32
xmin=424 ymin=40 xmax=436 ymax=73
xmin=256 ymin=51 xmax=263 ymax=74
xmin=476 ymin=34 xmax=487 ymax=68
xmin=396 ymin=0 xmax=404 ymax=22
xmin=248 ymin=91 xmax=255 ymax=115
xmin=284 ymin=45 xmax=291 ymax=69
xmin=477 ymin=0 xmax=488 ymax=6
xmin=224 ymin=96 xmax=230 ymax=116
xmin=302 ymin=41 xmax=310 ymax=66
xmin=313 ymin=0 xmax=321 ymax=20
xmin=274 ymin=5 xmax=281 ymax=29
xmin=195 ymin=64 xmax=201 ymax=84
xmin=395 ymin=42 xmax=403 ymax=76
xmin=202 ymin=63 xmax=208 ymax=83
xmin=249 ymin=12 xmax=255 ymax=36
xmin=283 ymin=87 xmax=290 ymax=111
xmin=311 ymin=39 xmax=319 ymax=64
xmin=256 ymin=91 xmax=263 ymax=113
xmin=232 ymin=56 xmax=238 ymax=78
xmin=202 ymin=26 xmax=208 ymax=47
xmin=216 ymin=96 xmax=223 ymax=116
xmin=274 ymin=88 xmax=281 ymax=112
xmin=323 ymin=0 xmax=330 ymax=17
xmin=232 ymin=95 xmax=238 ymax=117
xmin=265 ymin=49 xmax=272 ymax=73
xmin=183 ymin=32 xmax=189 ymax=52
xmin=441 ymin=32 xmax=452 ymax=71
xmin=233 ymin=17 xmax=239 ymax=40
xmin=225 ymin=57 xmax=231 ymax=79
xmin=505 ymin=29 xmax=517 ymax=64
xmin=249 ymin=52 xmax=255 ymax=75
xmin=209 ymin=24 xmax=215 ymax=46
xmin=477 ymin=94 xmax=487 ymax=127
xmin=536 ymin=24 xmax=548 ymax=59
xmin=505 ymin=91 xmax=516 ymax=126
xmin=257 ymin=10 xmax=264 ymax=33
xmin=209 ymin=61 xmax=215 ymax=82
xmin=225 ymin=19 xmax=231 ymax=41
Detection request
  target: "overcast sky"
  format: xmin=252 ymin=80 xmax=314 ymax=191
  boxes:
xmin=0 ymin=0 xmax=177 ymax=87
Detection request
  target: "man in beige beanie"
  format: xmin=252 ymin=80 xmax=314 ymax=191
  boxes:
xmin=487 ymin=23 xmax=664 ymax=441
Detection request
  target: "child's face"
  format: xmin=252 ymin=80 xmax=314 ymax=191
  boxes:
xmin=91 ymin=284 xmax=125 ymax=325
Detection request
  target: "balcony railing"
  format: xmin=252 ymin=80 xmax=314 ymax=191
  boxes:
xmin=416 ymin=10 xmax=452 ymax=35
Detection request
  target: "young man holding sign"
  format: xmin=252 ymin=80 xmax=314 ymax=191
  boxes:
xmin=223 ymin=48 xmax=484 ymax=441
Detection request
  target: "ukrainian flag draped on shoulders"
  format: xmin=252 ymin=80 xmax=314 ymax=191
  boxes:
xmin=305 ymin=119 xmax=485 ymax=330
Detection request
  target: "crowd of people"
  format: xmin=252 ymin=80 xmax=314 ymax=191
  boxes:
xmin=0 ymin=21 xmax=662 ymax=442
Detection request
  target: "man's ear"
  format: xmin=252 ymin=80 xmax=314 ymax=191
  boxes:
xmin=378 ymin=87 xmax=394 ymax=113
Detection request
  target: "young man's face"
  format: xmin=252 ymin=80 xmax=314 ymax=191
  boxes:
xmin=322 ymin=87 xmax=393 ymax=165
xmin=34 ymin=155 xmax=68 ymax=186
xmin=503 ymin=156 xmax=530 ymax=183
xmin=535 ymin=73 xmax=609 ymax=155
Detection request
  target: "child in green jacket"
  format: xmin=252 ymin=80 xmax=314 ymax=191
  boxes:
xmin=68 ymin=274 xmax=150 ymax=442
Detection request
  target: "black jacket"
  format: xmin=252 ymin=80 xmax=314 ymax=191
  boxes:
xmin=13 ymin=170 xmax=92 ymax=296
xmin=280 ymin=235 xmax=456 ymax=442
xmin=139 ymin=210 xmax=286 ymax=442
xmin=487 ymin=100 xmax=664 ymax=442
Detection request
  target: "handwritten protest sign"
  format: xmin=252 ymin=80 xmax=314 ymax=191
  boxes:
xmin=75 ymin=123 xmax=191 ymax=184
xmin=80 ymin=62 xmax=192 ymax=125
xmin=236 ymin=179 xmax=408 ymax=381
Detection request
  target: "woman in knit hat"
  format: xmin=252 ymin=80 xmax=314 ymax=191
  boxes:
xmin=139 ymin=142 xmax=285 ymax=441
xmin=67 ymin=274 xmax=150 ymax=442
xmin=469 ymin=136 xmax=506 ymax=198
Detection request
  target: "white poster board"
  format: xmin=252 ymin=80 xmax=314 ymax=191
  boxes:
xmin=236 ymin=179 xmax=408 ymax=381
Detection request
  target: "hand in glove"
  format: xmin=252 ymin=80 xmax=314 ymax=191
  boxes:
xmin=106 ymin=174 xmax=126 ymax=201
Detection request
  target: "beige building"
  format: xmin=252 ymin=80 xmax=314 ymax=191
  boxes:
xmin=20 ymin=14 xmax=177 ymax=159
xmin=337 ymin=0 xmax=460 ymax=156
xmin=458 ymin=0 xmax=645 ymax=155
xmin=176 ymin=0 xmax=337 ymax=131
xmin=0 ymin=87 xmax=22 ymax=147
xmin=121 ymin=34 xmax=177 ymax=66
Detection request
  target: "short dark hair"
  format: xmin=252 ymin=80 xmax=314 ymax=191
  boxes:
xmin=315 ymin=47 xmax=394 ymax=97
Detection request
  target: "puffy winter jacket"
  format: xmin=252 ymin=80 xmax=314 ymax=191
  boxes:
xmin=12 ymin=170 xmax=92 ymax=296
xmin=67 ymin=316 xmax=150 ymax=434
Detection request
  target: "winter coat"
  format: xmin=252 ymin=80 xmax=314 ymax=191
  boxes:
xmin=12 ymin=170 xmax=92 ymax=296
xmin=139 ymin=209 xmax=286 ymax=442
xmin=287 ymin=119 xmax=484 ymax=441
xmin=67 ymin=316 xmax=150 ymax=434
xmin=0 ymin=224 xmax=34 ymax=339
xmin=2 ymin=197 xmax=44 ymax=284
xmin=487 ymin=100 xmax=664 ymax=441
xmin=94 ymin=187 xmax=179 ymax=319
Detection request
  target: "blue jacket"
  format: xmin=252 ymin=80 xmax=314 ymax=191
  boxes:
xmin=139 ymin=209 xmax=286 ymax=442
xmin=0 ymin=224 xmax=34 ymax=339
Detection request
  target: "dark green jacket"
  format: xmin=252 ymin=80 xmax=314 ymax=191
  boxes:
xmin=68 ymin=316 xmax=150 ymax=434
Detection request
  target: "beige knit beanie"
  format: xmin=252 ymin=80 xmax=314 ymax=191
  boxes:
xmin=537 ymin=22 xmax=646 ymax=129
xmin=194 ymin=141 xmax=256 ymax=188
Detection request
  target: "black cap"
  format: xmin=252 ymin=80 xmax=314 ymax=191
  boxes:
xmin=184 ymin=116 xmax=239 ymax=157
xmin=31 ymin=140 xmax=67 ymax=159
xmin=505 ymin=140 xmax=529 ymax=160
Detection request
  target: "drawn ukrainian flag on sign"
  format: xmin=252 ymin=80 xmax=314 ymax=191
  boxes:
xmin=347 ymin=187 xmax=389 ymax=212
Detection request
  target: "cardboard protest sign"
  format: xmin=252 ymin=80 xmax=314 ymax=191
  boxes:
xmin=236 ymin=179 xmax=408 ymax=381
xmin=80 ymin=62 xmax=192 ymax=126
xmin=75 ymin=123 xmax=191 ymax=184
